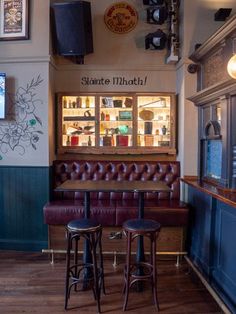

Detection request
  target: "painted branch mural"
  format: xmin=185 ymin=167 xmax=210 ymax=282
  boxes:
xmin=0 ymin=75 xmax=43 ymax=160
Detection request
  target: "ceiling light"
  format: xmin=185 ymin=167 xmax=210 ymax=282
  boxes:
xmin=145 ymin=29 xmax=167 ymax=50
xmin=143 ymin=0 xmax=165 ymax=5
xmin=147 ymin=6 xmax=168 ymax=24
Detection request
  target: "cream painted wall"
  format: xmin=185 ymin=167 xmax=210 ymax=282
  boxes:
xmin=0 ymin=62 xmax=50 ymax=166
xmin=49 ymin=63 xmax=56 ymax=164
xmin=176 ymin=0 xmax=236 ymax=177
xmin=54 ymin=0 xmax=236 ymax=178
xmin=53 ymin=0 xmax=177 ymax=95
xmin=52 ymin=0 xmax=174 ymax=69
xmin=182 ymin=0 xmax=236 ymax=57
xmin=55 ymin=68 xmax=176 ymax=93
xmin=0 ymin=0 xmax=50 ymax=59
xmin=1 ymin=0 xmax=236 ymax=170
xmin=0 ymin=0 xmax=51 ymax=166
xmin=176 ymin=63 xmax=198 ymax=176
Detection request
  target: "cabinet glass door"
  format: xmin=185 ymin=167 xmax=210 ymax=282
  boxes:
xmin=137 ymin=96 xmax=171 ymax=147
xmin=99 ymin=96 xmax=133 ymax=147
xmin=62 ymin=95 xmax=95 ymax=147
xmin=57 ymin=92 xmax=176 ymax=155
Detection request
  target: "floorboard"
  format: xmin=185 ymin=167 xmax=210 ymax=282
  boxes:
xmin=0 ymin=251 xmax=224 ymax=314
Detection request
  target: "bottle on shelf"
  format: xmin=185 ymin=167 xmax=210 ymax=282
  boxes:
xmin=62 ymin=124 xmax=66 ymax=135
xmin=88 ymin=135 xmax=92 ymax=146
xmin=137 ymin=132 xmax=141 ymax=146
xmin=100 ymin=123 xmax=105 ymax=134
xmin=68 ymin=99 xmax=72 ymax=108
xmin=63 ymin=97 xmax=67 ymax=108
xmin=111 ymin=134 xmax=115 ymax=146
xmin=101 ymin=111 xmax=105 ymax=121
xmin=66 ymin=135 xmax=70 ymax=146
xmin=85 ymin=96 xmax=90 ymax=108
xmin=162 ymin=125 xmax=167 ymax=135
xmin=76 ymin=97 xmax=82 ymax=108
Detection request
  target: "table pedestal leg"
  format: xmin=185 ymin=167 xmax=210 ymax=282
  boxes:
xmin=83 ymin=191 xmax=92 ymax=289
xmin=136 ymin=192 xmax=145 ymax=291
xmin=137 ymin=191 xmax=145 ymax=262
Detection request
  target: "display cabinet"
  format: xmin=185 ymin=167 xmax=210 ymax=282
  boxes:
xmin=56 ymin=93 xmax=177 ymax=154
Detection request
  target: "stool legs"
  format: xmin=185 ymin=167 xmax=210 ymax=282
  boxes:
xmin=90 ymin=233 xmax=101 ymax=313
xmin=151 ymin=233 xmax=159 ymax=310
xmin=123 ymin=231 xmax=132 ymax=311
xmin=123 ymin=230 xmax=160 ymax=312
xmin=64 ymin=228 xmax=104 ymax=312
xmin=98 ymin=230 xmax=106 ymax=295
xmin=65 ymin=231 xmax=72 ymax=310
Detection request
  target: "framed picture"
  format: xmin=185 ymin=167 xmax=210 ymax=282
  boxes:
xmin=0 ymin=0 xmax=29 ymax=40
xmin=119 ymin=111 xmax=132 ymax=121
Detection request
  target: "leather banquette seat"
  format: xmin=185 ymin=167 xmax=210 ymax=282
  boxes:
xmin=43 ymin=160 xmax=188 ymax=255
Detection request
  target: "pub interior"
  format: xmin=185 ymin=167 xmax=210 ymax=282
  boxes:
xmin=1 ymin=0 xmax=236 ymax=313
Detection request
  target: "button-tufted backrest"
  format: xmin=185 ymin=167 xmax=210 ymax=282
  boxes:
xmin=53 ymin=160 xmax=181 ymax=200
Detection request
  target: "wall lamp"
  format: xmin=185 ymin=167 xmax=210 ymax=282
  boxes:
xmin=145 ymin=29 xmax=167 ymax=50
xmin=143 ymin=0 xmax=165 ymax=5
xmin=227 ymin=38 xmax=236 ymax=79
xmin=146 ymin=6 xmax=168 ymax=24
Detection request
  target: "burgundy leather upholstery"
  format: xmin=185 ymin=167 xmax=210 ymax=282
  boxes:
xmin=43 ymin=200 xmax=116 ymax=226
xmin=43 ymin=160 xmax=188 ymax=227
xmin=116 ymin=200 xmax=188 ymax=226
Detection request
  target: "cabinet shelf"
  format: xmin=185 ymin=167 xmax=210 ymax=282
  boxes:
xmin=57 ymin=93 xmax=177 ymax=154
xmin=64 ymin=116 xmax=95 ymax=121
xmin=138 ymin=119 xmax=169 ymax=122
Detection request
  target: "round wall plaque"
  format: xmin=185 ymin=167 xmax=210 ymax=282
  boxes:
xmin=104 ymin=2 xmax=138 ymax=34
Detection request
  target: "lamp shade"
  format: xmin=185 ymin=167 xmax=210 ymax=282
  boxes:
xmin=145 ymin=29 xmax=167 ymax=50
xmin=227 ymin=54 xmax=236 ymax=79
xmin=147 ymin=7 xmax=168 ymax=24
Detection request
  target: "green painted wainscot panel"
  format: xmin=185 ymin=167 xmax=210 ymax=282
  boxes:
xmin=0 ymin=166 xmax=50 ymax=251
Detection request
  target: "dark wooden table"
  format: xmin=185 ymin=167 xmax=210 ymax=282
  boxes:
xmin=55 ymin=180 xmax=171 ymax=217
xmin=55 ymin=180 xmax=171 ymax=288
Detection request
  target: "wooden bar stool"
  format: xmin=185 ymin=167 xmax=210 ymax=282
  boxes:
xmin=65 ymin=219 xmax=105 ymax=313
xmin=122 ymin=218 xmax=161 ymax=311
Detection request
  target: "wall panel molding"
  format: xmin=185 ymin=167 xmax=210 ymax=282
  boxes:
xmin=0 ymin=166 xmax=50 ymax=251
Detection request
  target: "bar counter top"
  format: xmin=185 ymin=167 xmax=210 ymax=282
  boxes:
xmin=181 ymin=178 xmax=236 ymax=208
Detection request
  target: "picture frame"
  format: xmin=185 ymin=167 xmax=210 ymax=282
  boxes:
xmin=119 ymin=111 xmax=132 ymax=120
xmin=0 ymin=0 xmax=29 ymax=41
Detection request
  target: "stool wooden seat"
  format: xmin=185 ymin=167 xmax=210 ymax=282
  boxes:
xmin=122 ymin=218 xmax=161 ymax=311
xmin=65 ymin=219 xmax=105 ymax=313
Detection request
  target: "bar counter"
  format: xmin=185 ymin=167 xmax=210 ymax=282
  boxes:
xmin=182 ymin=177 xmax=236 ymax=313
xmin=181 ymin=177 xmax=236 ymax=208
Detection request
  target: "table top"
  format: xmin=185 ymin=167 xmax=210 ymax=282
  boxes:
xmin=55 ymin=180 xmax=171 ymax=193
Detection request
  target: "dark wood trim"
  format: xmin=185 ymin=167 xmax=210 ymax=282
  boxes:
xmin=182 ymin=175 xmax=198 ymax=181
xmin=182 ymin=178 xmax=236 ymax=208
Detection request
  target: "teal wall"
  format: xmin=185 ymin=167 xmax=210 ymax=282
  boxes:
xmin=0 ymin=166 xmax=50 ymax=251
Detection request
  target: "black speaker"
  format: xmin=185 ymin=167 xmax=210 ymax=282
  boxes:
xmin=51 ymin=1 xmax=93 ymax=61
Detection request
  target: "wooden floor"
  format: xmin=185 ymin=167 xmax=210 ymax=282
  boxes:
xmin=0 ymin=251 xmax=224 ymax=314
